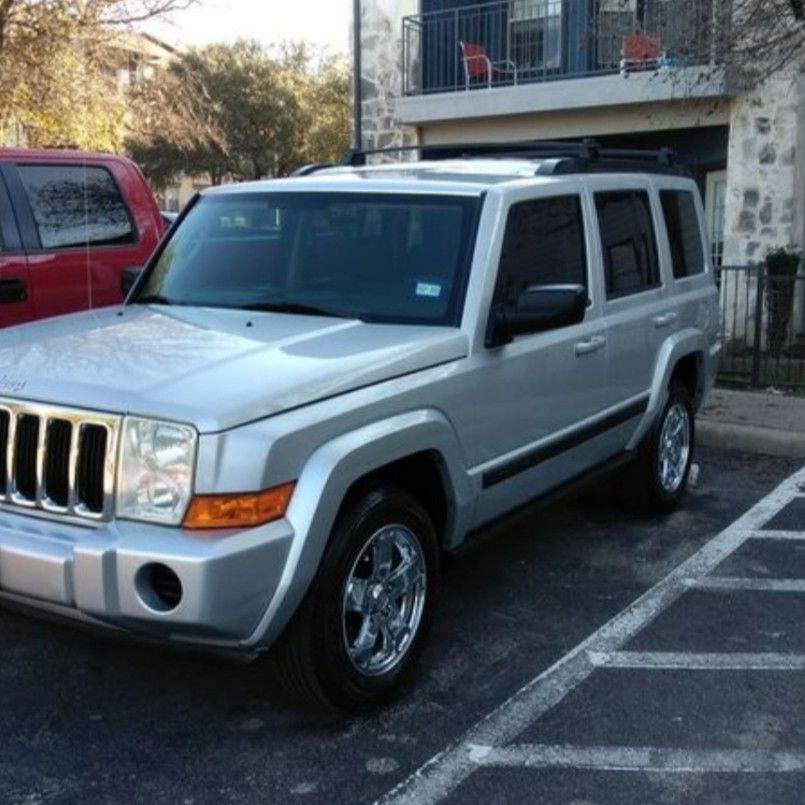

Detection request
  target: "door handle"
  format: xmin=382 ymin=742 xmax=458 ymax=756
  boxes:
xmin=574 ymin=335 xmax=606 ymax=356
xmin=0 ymin=279 xmax=27 ymax=304
xmin=652 ymin=312 xmax=678 ymax=328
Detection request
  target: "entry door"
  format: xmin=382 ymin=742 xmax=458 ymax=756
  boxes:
xmin=0 ymin=172 xmax=34 ymax=327
xmin=465 ymin=192 xmax=610 ymax=527
xmin=705 ymin=170 xmax=727 ymax=267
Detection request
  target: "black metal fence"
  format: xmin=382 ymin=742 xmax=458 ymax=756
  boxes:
xmin=717 ymin=265 xmax=805 ymax=390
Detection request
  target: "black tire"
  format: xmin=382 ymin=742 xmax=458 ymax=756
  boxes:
xmin=634 ymin=382 xmax=695 ymax=513
xmin=271 ymin=485 xmax=440 ymax=711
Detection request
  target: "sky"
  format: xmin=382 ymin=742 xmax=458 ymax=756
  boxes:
xmin=146 ymin=0 xmax=352 ymax=54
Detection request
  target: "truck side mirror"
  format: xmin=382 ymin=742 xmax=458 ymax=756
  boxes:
xmin=485 ymin=284 xmax=587 ymax=348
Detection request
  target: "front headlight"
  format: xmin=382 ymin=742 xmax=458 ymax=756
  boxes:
xmin=117 ymin=417 xmax=198 ymax=525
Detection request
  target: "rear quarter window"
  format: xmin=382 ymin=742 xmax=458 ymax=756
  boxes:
xmin=660 ymin=189 xmax=706 ymax=279
xmin=18 ymin=164 xmax=136 ymax=250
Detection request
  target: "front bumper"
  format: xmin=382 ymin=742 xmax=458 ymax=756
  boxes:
xmin=0 ymin=506 xmax=294 ymax=648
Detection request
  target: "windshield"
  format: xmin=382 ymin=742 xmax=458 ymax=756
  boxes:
xmin=133 ymin=191 xmax=481 ymax=325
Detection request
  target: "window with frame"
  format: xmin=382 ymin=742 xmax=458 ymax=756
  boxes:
xmin=494 ymin=195 xmax=587 ymax=308
xmin=510 ymin=0 xmax=563 ymax=71
xmin=660 ymin=189 xmax=705 ymax=279
xmin=595 ymin=190 xmax=660 ymax=299
xmin=18 ymin=165 xmax=135 ymax=250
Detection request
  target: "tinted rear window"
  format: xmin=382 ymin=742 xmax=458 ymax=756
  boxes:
xmin=660 ymin=190 xmax=705 ymax=278
xmin=18 ymin=165 xmax=135 ymax=250
xmin=595 ymin=190 xmax=660 ymax=299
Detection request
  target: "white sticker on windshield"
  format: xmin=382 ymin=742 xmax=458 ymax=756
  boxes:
xmin=415 ymin=282 xmax=442 ymax=298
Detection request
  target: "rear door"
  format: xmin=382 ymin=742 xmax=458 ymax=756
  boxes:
xmin=0 ymin=169 xmax=34 ymax=327
xmin=6 ymin=162 xmax=139 ymax=319
xmin=587 ymin=180 xmax=672 ymax=413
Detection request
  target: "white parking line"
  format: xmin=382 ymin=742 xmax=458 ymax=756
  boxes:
xmin=691 ymin=576 xmax=805 ymax=593
xmin=589 ymin=650 xmax=805 ymax=671
xmin=470 ymin=745 xmax=805 ymax=773
xmin=377 ymin=465 xmax=805 ymax=805
xmin=752 ymin=529 xmax=805 ymax=541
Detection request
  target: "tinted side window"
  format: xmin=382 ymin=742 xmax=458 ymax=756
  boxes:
xmin=494 ymin=195 xmax=586 ymax=306
xmin=18 ymin=165 xmax=135 ymax=250
xmin=595 ymin=190 xmax=659 ymax=299
xmin=660 ymin=190 xmax=705 ymax=278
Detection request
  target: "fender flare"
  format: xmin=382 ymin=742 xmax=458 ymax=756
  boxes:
xmin=626 ymin=328 xmax=707 ymax=451
xmin=242 ymin=409 xmax=473 ymax=648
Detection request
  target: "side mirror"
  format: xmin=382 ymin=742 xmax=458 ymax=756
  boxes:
xmin=486 ymin=283 xmax=587 ymax=348
xmin=121 ymin=266 xmax=143 ymax=298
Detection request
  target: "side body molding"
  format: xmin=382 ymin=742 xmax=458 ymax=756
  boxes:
xmin=243 ymin=409 xmax=474 ymax=648
xmin=626 ymin=327 xmax=707 ymax=451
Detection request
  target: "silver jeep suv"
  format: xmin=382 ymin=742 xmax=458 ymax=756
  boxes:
xmin=0 ymin=144 xmax=720 ymax=709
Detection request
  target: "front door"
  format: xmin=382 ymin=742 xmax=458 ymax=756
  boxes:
xmin=462 ymin=189 xmax=611 ymax=527
xmin=5 ymin=162 xmax=138 ymax=320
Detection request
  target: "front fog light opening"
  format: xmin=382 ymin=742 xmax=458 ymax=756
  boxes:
xmin=135 ymin=563 xmax=183 ymax=612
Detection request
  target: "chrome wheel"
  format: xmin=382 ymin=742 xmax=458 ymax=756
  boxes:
xmin=657 ymin=401 xmax=691 ymax=494
xmin=342 ymin=524 xmax=426 ymax=677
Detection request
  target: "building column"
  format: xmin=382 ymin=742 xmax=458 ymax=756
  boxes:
xmin=722 ymin=72 xmax=804 ymax=266
xmin=355 ymin=0 xmax=419 ymax=156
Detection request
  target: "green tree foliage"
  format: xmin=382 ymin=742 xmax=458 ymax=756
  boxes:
xmin=0 ymin=0 xmax=192 ymax=150
xmin=127 ymin=40 xmax=351 ymax=188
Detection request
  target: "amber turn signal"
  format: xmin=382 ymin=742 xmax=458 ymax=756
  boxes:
xmin=183 ymin=482 xmax=295 ymax=529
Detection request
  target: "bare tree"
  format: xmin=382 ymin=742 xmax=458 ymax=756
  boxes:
xmin=0 ymin=0 xmax=194 ymax=148
xmin=725 ymin=0 xmax=805 ymax=81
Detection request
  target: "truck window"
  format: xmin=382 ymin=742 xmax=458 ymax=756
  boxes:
xmin=595 ymin=190 xmax=660 ymax=299
xmin=660 ymin=190 xmax=705 ymax=278
xmin=494 ymin=195 xmax=587 ymax=307
xmin=18 ymin=165 xmax=136 ymax=250
xmin=136 ymin=191 xmax=481 ymax=326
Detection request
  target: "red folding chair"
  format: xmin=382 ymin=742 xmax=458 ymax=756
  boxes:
xmin=620 ymin=33 xmax=661 ymax=76
xmin=459 ymin=40 xmax=518 ymax=89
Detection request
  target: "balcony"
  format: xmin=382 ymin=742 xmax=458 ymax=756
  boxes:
xmin=399 ymin=0 xmax=730 ymax=126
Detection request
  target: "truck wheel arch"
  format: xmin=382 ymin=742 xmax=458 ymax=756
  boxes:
xmin=243 ymin=409 xmax=473 ymax=649
xmin=627 ymin=330 xmax=707 ymax=451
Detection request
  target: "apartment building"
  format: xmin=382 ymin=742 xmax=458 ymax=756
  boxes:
xmin=357 ymin=0 xmax=805 ymax=272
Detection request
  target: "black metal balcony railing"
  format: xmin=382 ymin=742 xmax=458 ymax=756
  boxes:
xmin=402 ymin=0 xmax=729 ymax=96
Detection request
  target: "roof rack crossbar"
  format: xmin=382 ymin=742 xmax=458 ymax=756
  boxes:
xmin=340 ymin=139 xmax=677 ymax=170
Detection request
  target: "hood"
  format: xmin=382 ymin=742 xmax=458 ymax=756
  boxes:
xmin=0 ymin=306 xmax=469 ymax=432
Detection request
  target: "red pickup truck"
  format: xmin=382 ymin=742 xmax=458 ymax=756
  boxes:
xmin=0 ymin=149 xmax=164 ymax=327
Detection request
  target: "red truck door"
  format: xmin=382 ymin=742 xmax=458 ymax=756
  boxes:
xmin=4 ymin=159 xmax=162 ymax=320
xmin=8 ymin=162 xmax=127 ymax=319
xmin=0 ymin=170 xmax=34 ymax=326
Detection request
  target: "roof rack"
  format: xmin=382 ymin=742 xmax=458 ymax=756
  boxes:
xmin=338 ymin=139 xmax=683 ymax=176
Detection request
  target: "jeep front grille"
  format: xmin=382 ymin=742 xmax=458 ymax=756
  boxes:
xmin=0 ymin=399 xmax=120 ymax=522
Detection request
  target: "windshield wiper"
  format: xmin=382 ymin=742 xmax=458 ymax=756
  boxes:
xmin=241 ymin=301 xmax=359 ymax=319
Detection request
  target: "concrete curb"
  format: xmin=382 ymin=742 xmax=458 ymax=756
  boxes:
xmin=696 ymin=418 xmax=805 ymax=459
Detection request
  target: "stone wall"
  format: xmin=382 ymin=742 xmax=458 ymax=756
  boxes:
xmin=720 ymin=72 xmax=805 ymax=344
xmin=722 ymin=72 xmax=805 ymax=266
xmin=357 ymin=0 xmax=418 ymax=156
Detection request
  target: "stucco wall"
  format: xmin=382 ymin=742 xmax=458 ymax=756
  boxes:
xmin=358 ymin=0 xmax=418 ymax=155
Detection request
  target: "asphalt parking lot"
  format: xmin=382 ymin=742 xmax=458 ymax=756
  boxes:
xmin=0 ymin=446 xmax=803 ymax=805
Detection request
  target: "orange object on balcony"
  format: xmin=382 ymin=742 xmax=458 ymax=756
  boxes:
xmin=620 ymin=32 xmax=661 ymax=75
xmin=459 ymin=40 xmax=518 ymax=89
